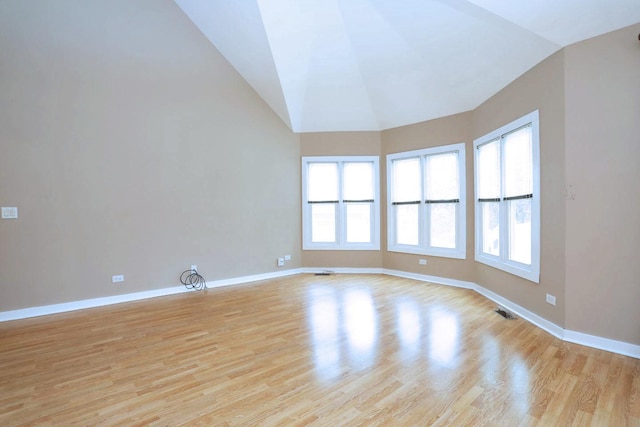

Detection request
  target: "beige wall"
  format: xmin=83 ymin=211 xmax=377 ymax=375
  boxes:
xmin=1 ymin=0 xmax=637 ymax=347
xmin=300 ymin=132 xmax=382 ymax=268
xmin=381 ymin=112 xmax=475 ymax=282
xmin=472 ymin=51 xmax=567 ymax=327
xmin=564 ymin=23 xmax=640 ymax=344
xmin=0 ymin=0 xmax=301 ymax=311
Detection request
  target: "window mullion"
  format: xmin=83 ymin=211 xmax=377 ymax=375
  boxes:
xmin=497 ymin=138 xmax=506 ymax=262
xmin=421 ymin=155 xmax=429 ymax=250
xmin=337 ymin=162 xmax=345 ymax=246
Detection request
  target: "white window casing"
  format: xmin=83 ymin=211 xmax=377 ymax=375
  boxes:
xmin=473 ymin=110 xmax=540 ymax=283
xmin=387 ymin=143 xmax=466 ymax=259
xmin=302 ymin=156 xmax=380 ymax=250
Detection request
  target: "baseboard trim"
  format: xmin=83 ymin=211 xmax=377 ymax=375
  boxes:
xmin=206 ymin=268 xmax=303 ymax=289
xmin=0 ymin=268 xmax=303 ymax=322
xmin=472 ymin=284 xmax=565 ymax=340
xmin=0 ymin=285 xmax=189 ymax=322
xmin=383 ymin=269 xmax=475 ymax=290
xmin=300 ymin=267 xmax=384 ymax=275
xmin=381 ymin=272 xmax=637 ymax=359
xmin=1 ymin=267 xmax=638 ymax=359
xmin=564 ymin=330 xmax=640 ymax=359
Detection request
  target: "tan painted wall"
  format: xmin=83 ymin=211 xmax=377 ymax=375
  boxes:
xmin=564 ymin=23 xmax=640 ymax=345
xmin=0 ymin=0 xmax=301 ymax=311
xmin=381 ymin=112 xmax=475 ymax=282
xmin=472 ymin=51 xmax=566 ymax=327
xmin=300 ymin=132 xmax=382 ymax=268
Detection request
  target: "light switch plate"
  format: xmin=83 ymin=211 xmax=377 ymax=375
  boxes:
xmin=1 ymin=207 xmax=18 ymax=219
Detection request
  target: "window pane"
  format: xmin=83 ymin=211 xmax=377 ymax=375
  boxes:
xmin=481 ymin=202 xmax=500 ymax=256
xmin=396 ymin=204 xmax=419 ymax=245
xmin=392 ymin=158 xmax=421 ymax=202
xmin=430 ymin=203 xmax=456 ymax=248
xmin=425 ymin=152 xmax=458 ymax=200
xmin=477 ymin=140 xmax=500 ymax=199
xmin=346 ymin=203 xmax=371 ymax=243
xmin=343 ymin=162 xmax=374 ymax=201
xmin=504 ymin=126 xmax=532 ymax=197
xmin=508 ymin=199 xmax=531 ymax=265
xmin=308 ymin=163 xmax=338 ymax=201
xmin=311 ymin=204 xmax=336 ymax=242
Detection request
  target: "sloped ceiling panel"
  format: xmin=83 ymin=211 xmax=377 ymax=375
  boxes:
xmin=175 ymin=0 xmax=640 ymax=133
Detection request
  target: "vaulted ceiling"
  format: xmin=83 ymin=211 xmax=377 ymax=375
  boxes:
xmin=175 ymin=0 xmax=640 ymax=133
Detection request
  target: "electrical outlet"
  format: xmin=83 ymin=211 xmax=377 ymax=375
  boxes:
xmin=419 ymin=259 xmax=427 ymax=265
xmin=191 ymin=265 xmax=198 ymax=272
xmin=546 ymin=294 xmax=556 ymax=306
xmin=112 ymin=275 xmax=124 ymax=283
xmin=1 ymin=207 xmax=18 ymax=219
xmin=277 ymin=258 xmax=285 ymax=267
xmin=284 ymin=255 xmax=291 ymax=261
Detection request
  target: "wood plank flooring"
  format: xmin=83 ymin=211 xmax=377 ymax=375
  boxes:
xmin=0 ymin=274 xmax=638 ymax=426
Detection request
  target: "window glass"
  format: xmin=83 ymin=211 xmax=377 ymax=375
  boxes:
xmin=392 ymin=158 xmax=421 ymax=203
xmin=396 ymin=205 xmax=419 ymax=246
xmin=503 ymin=126 xmax=532 ymax=198
xmin=430 ymin=203 xmax=456 ymax=248
xmin=343 ymin=162 xmax=374 ymax=201
xmin=477 ymin=140 xmax=500 ymax=199
xmin=311 ymin=204 xmax=336 ymax=243
xmin=425 ymin=152 xmax=458 ymax=200
xmin=346 ymin=204 xmax=371 ymax=243
xmin=308 ymin=163 xmax=338 ymax=201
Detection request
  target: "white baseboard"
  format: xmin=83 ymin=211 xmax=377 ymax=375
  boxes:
xmin=383 ymin=269 xmax=475 ymax=290
xmin=380 ymin=270 xmax=638 ymax=359
xmin=1 ymin=267 xmax=638 ymax=359
xmin=206 ymin=268 xmax=303 ymax=288
xmin=0 ymin=285 xmax=189 ymax=322
xmin=473 ymin=284 xmax=565 ymax=340
xmin=301 ymin=267 xmax=383 ymax=275
xmin=0 ymin=268 xmax=303 ymax=322
xmin=564 ymin=330 xmax=640 ymax=359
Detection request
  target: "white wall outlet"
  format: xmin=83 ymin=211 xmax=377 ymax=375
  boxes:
xmin=284 ymin=255 xmax=291 ymax=261
xmin=419 ymin=259 xmax=427 ymax=265
xmin=546 ymin=294 xmax=556 ymax=306
xmin=1 ymin=207 xmax=18 ymax=219
xmin=191 ymin=265 xmax=198 ymax=272
xmin=277 ymin=258 xmax=285 ymax=267
xmin=112 ymin=275 xmax=124 ymax=283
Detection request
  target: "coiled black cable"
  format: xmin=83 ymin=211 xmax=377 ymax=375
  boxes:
xmin=180 ymin=269 xmax=207 ymax=291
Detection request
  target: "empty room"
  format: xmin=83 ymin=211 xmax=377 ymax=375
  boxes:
xmin=1 ymin=0 xmax=639 ymax=425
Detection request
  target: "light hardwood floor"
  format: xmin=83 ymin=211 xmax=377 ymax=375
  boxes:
xmin=1 ymin=274 xmax=638 ymax=426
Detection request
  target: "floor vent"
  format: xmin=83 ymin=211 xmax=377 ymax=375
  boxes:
xmin=494 ymin=307 xmax=517 ymax=320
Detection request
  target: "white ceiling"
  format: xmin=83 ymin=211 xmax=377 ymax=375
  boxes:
xmin=175 ymin=0 xmax=640 ymax=133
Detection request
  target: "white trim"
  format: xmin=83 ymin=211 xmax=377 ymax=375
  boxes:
xmin=0 ymin=268 xmax=303 ymax=322
xmin=206 ymin=268 xmax=303 ymax=288
xmin=382 ymin=269 xmax=475 ymax=289
xmin=1 ymin=268 xmax=638 ymax=359
xmin=302 ymin=156 xmax=381 ymax=251
xmin=473 ymin=283 xmax=564 ymax=339
xmin=564 ymin=330 xmax=640 ymax=360
xmin=386 ymin=143 xmax=466 ymax=259
xmin=0 ymin=286 xmax=189 ymax=322
xmin=301 ymin=267 xmax=383 ymax=275
xmin=473 ymin=110 xmax=540 ymax=283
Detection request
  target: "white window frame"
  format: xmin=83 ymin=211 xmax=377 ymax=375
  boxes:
xmin=387 ymin=143 xmax=466 ymax=259
xmin=302 ymin=156 xmax=380 ymax=251
xmin=473 ymin=110 xmax=540 ymax=283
